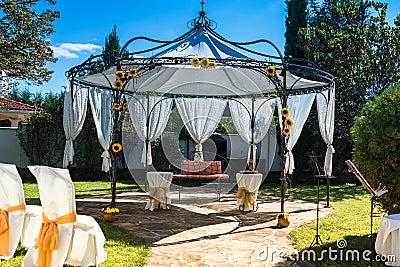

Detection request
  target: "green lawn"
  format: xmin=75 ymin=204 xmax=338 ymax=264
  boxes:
xmin=1 ymin=180 xmax=150 ymax=267
xmin=260 ymin=183 xmax=387 ymax=266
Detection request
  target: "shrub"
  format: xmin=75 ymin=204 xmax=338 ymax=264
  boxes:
xmin=351 ymin=84 xmax=400 ymax=214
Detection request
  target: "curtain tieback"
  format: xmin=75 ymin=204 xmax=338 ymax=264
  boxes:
xmin=327 ymin=144 xmax=335 ymax=154
xmin=34 ymin=211 xmax=77 ymax=267
xmin=0 ymin=203 xmax=26 ymax=256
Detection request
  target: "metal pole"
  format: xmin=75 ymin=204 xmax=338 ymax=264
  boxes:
xmin=280 ymin=61 xmax=288 ymax=213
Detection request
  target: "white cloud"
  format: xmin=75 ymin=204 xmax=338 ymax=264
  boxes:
xmin=50 ymin=43 xmax=102 ymax=59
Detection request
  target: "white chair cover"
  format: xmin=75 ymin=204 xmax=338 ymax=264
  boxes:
xmin=278 ymin=93 xmax=316 ymax=174
xmin=63 ymin=81 xmax=88 ymax=168
xmin=0 ymin=163 xmax=27 ymax=259
xmin=128 ymin=95 xmax=173 ymax=166
xmin=229 ymin=97 xmax=276 ymax=165
xmin=89 ymin=88 xmax=113 ymax=172
xmin=23 ymin=166 xmax=106 ymax=267
xmin=175 ymin=98 xmax=226 ymax=160
xmin=317 ymin=85 xmax=335 ymax=176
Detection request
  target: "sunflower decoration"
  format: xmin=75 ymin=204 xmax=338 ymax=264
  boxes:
xmin=128 ymin=69 xmax=138 ymax=77
xmin=266 ymin=65 xmax=276 ymax=76
xmin=122 ymin=102 xmax=128 ymax=110
xmin=276 ymin=212 xmax=290 ymax=227
xmin=114 ymin=79 xmax=123 ymax=90
xmin=200 ymin=57 xmax=210 ymax=69
xmin=283 ymin=127 xmax=291 ymax=136
xmin=281 ymin=107 xmax=290 ymax=117
xmin=190 ymin=57 xmax=200 ymax=67
xmin=284 ymin=117 xmax=294 ymax=127
xmin=207 ymin=61 xmax=217 ymax=69
xmin=113 ymin=103 xmax=122 ymax=111
xmin=111 ymin=143 xmax=123 ymax=153
xmin=115 ymin=70 xmax=125 ymax=80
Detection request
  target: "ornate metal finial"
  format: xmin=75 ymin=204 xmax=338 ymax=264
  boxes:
xmin=187 ymin=1 xmax=217 ymax=29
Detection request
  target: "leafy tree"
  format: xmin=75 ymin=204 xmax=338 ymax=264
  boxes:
xmin=284 ymin=0 xmax=308 ymax=58
xmin=0 ymin=0 xmax=60 ymax=85
xmin=352 ymin=84 xmax=400 ymax=214
xmin=17 ymin=90 xmax=64 ymax=166
xmin=298 ymin=0 xmax=400 ymax=174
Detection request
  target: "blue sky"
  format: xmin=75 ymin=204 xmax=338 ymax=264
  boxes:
xmin=26 ymin=0 xmax=400 ymax=94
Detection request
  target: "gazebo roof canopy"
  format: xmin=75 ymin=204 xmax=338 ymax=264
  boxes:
xmin=68 ymin=11 xmax=333 ymax=97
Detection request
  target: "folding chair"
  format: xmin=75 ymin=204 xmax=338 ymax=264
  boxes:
xmin=0 ymin=163 xmax=41 ymax=260
xmin=22 ymin=166 xmax=106 ymax=267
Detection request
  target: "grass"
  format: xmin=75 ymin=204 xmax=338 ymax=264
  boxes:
xmin=259 ymin=182 xmax=387 ymax=266
xmin=1 ymin=180 xmax=150 ymax=267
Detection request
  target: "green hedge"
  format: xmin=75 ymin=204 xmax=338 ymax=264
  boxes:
xmin=351 ymin=84 xmax=400 ymax=214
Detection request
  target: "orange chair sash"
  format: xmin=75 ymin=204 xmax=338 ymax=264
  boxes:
xmin=34 ymin=211 xmax=77 ymax=267
xmin=0 ymin=203 xmax=26 ymax=256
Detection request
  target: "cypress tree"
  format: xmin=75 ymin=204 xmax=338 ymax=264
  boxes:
xmin=284 ymin=0 xmax=308 ymax=58
xmin=102 ymin=25 xmax=122 ymax=68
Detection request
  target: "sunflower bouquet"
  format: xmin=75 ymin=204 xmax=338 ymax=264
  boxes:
xmin=276 ymin=212 xmax=290 ymax=227
xmin=101 ymin=206 xmax=120 ymax=214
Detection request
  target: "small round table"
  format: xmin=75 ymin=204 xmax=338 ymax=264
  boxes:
xmin=145 ymin=172 xmax=173 ymax=211
xmin=235 ymin=173 xmax=263 ymax=211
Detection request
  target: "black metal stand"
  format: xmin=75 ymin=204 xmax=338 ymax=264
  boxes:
xmin=309 ymin=177 xmax=324 ymax=248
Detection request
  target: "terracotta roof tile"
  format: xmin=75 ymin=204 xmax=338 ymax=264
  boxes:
xmin=0 ymin=97 xmax=39 ymax=111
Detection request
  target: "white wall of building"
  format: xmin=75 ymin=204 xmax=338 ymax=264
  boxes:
xmin=0 ymin=127 xmax=28 ymax=167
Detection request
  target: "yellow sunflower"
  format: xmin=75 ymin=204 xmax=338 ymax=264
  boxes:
xmin=113 ymin=103 xmax=122 ymax=111
xmin=190 ymin=57 xmax=200 ymax=67
xmin=283 ymin=127 xmax=291 ymax=136
xmin=281 ymin=107 xmax=290 ymax=117
xmin=200 ymin=57 xmax=210 ymax=68
xmin=128 ymin=69 xmax=138 ymax=77
xmin=122 ymin=102 xmax=128 ymax=110
xmin=266 ymin=65 xmax=276 ymax=76
xmin=284 ymin=117 xmax=294 ymax=127
xmin=207 ymin=61 xmax=217 ymax=69
xmin=115 ymin=70 xmax=125 ymax=79
xmin=114 ymin=79 xmax=123 ymax=89
xmin=111 ymin=143 xmax=123 ymax=153
xmin=276 ymin=212 xmax=289 ymax=220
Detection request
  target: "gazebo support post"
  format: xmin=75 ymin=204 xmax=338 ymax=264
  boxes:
xmin=280 ymin=62 xmax=288 ymax=213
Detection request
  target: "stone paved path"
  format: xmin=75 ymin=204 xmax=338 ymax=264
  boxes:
xmin=76 ymin=192 xmax=332 ymax=267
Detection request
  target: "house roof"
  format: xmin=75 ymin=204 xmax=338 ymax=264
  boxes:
xmin=0 ymin=97 xmax=38 ymax=111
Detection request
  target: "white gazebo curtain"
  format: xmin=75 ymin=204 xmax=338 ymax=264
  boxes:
xmin=175 ymin=98 xmax=227 ymax=161
xmin=89 ymin=88 xmax=113 ymax=172
xmin=278 ymin=93 xmax=316 ymax=175
xmin=62 ymin=81 xmax=88 ymax=168
xmin=317 ymin=84 xmax=335 ymax=176
xmin=128 ymin=95 xmax=173 ymax=166
xmin=229 ymin=97 xmax=276 ymax=165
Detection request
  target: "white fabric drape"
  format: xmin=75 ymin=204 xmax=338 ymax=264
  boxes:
xmin=229 ymin=97 xmax=276 ymax=165
xmin=317 ymin=85 xmax=335 ymax=176
xmin=89 ymin=88 xmax=113 ymax=172
xmin=62 ymin=81 xmax=88 ymax=168
xmin=278 ymin=93 xmax=316 ymax=174
xmin=128 ymin=95 xmax=173 ymax=166
xmin=176 ymin=98 xmax=227 ymax=161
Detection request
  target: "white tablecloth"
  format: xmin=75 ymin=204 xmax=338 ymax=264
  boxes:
xmin=236 ymin=173 xmax=263 ymax=211
xmin=376 ymin=214 xmax=400 ymax=266
xmin=145 ymin=172 xmax=173 ymax=211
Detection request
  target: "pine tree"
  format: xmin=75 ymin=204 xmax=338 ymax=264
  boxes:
xmin=284 ymin=0 xmax=308 ymax=58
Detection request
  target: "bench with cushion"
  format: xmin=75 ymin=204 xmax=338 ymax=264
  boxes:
xmin=173 ymin=160 xmax=229 ymax=201
xmin=173 ymin=160 xmax=229 ymax=180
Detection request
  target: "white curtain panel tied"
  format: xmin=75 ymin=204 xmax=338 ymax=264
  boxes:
xmin=62 ymin=82 xmax=88 ymax=168
xmin=278 ymin=93 xmax=316 ymax=175
xmin=317 ymin=85 xmax=335 ymax=176
xmin=229 ymin=97 xmax=276 ymax=165
xmin=128 ymin=95 xmax=173 ymax=166
xmin=89 ymin=88 xmax=113 ymax=172
xmin=176 ymin=98 xmax=227 ymax=161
